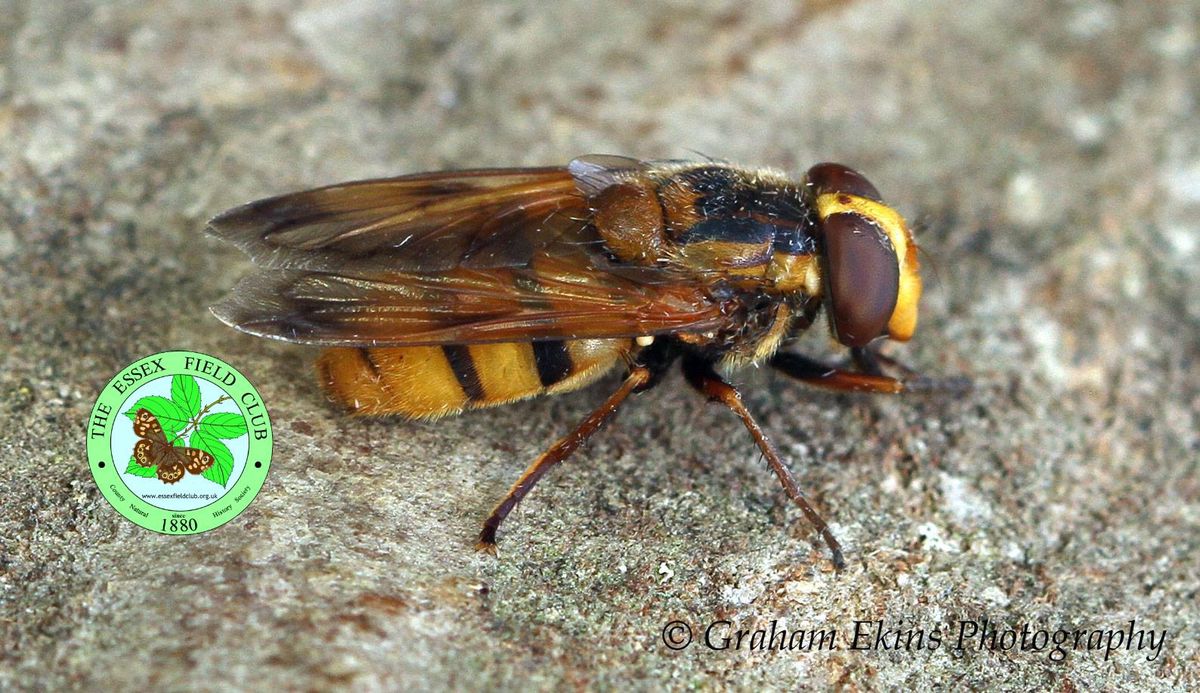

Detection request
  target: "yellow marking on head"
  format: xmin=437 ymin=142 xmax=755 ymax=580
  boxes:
xmin=815 ymin=192 xmax=922 ymax=341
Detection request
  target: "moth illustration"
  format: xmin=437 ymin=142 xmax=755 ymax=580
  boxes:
xmin=131 ymin=408 xmax=215 ymax=484
xmin=209 ymin=155 xmax=965 ymax=568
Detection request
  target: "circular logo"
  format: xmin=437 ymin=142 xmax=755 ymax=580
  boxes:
xmin=86 ymin=350 xmax=272 ymax=534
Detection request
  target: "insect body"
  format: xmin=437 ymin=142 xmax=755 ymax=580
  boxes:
xmin=210 ymin=155 xmax=942 ymax=569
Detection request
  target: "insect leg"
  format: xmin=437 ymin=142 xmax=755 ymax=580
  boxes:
xmin=771 ymin=349 xmax=971 ymax=394
xmin=681 ymin=355 xmax=846 ymax=571
xmin=476 ymin=365 xmax=652 ymax=554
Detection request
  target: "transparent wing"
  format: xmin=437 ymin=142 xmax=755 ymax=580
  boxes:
xmin=210 ymin=160 xmax=726 ymax=346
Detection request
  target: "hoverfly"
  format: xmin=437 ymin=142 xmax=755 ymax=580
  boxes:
xmin=209 ymin=155 xmax=958 ymax=569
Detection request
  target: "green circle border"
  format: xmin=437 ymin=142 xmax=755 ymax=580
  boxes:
xmin=87 ymin=350 xmax=273 ymax=535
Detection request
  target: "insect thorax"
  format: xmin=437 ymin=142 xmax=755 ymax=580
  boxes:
xmin=592 ymin=164 xmax=827 ymax=298
xmin=670 ymin=289 xmax=823 ymax=370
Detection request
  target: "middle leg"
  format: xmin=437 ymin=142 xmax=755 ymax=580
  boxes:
xmin=682 ymin=355 xmax=846 ymax=570
xmin=476 ymin=365 xmax=650 ymax=553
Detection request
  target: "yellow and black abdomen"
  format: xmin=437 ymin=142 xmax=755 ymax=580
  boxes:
xmin=317 ymin=339 xmax=634 ymax=418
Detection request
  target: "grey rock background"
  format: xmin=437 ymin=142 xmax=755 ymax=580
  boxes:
xmin=1 ymin=0 xmax=1197 ymax=689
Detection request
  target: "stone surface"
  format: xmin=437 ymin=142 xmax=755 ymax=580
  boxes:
xmin=2 ymin=0 xmax=1197 ymax=689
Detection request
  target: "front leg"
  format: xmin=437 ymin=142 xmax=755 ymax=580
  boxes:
xmin=772 ymin=345 xmax=971 ymax=394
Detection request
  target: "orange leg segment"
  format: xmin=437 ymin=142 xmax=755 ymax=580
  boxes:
xmin=683 ymin=356 xmax=846 ymax=570
xmin=476 ymin=365 xmax=651 ymax=553
xmin=771 ymin=348 xmax=971 ymax=394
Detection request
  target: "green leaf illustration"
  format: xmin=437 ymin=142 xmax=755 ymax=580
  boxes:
xmin=124 ymin=456 xmax=158 ymax=478
xmin=198 ymin=412 xmax=247 ymax=440
xmin=191 ymin=429 xmax=234 ymax=487
xmin=171 ymin=374 xmax=202 ymax=419
xmin=122 ymin=396 xmax=189 ymax=435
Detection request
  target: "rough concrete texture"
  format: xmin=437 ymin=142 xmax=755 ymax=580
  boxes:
xmin=2 ymin=0 xmax=1198 ymax=689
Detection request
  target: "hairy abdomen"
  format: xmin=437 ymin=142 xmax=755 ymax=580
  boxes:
xmin=317 ymin=339 xmax=633 ymax=417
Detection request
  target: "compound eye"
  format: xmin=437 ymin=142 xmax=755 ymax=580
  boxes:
xmin=806 ymin=163 xmax=883 ymax=202
xmin=822 ymin=212 xmax=899 ymax=347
